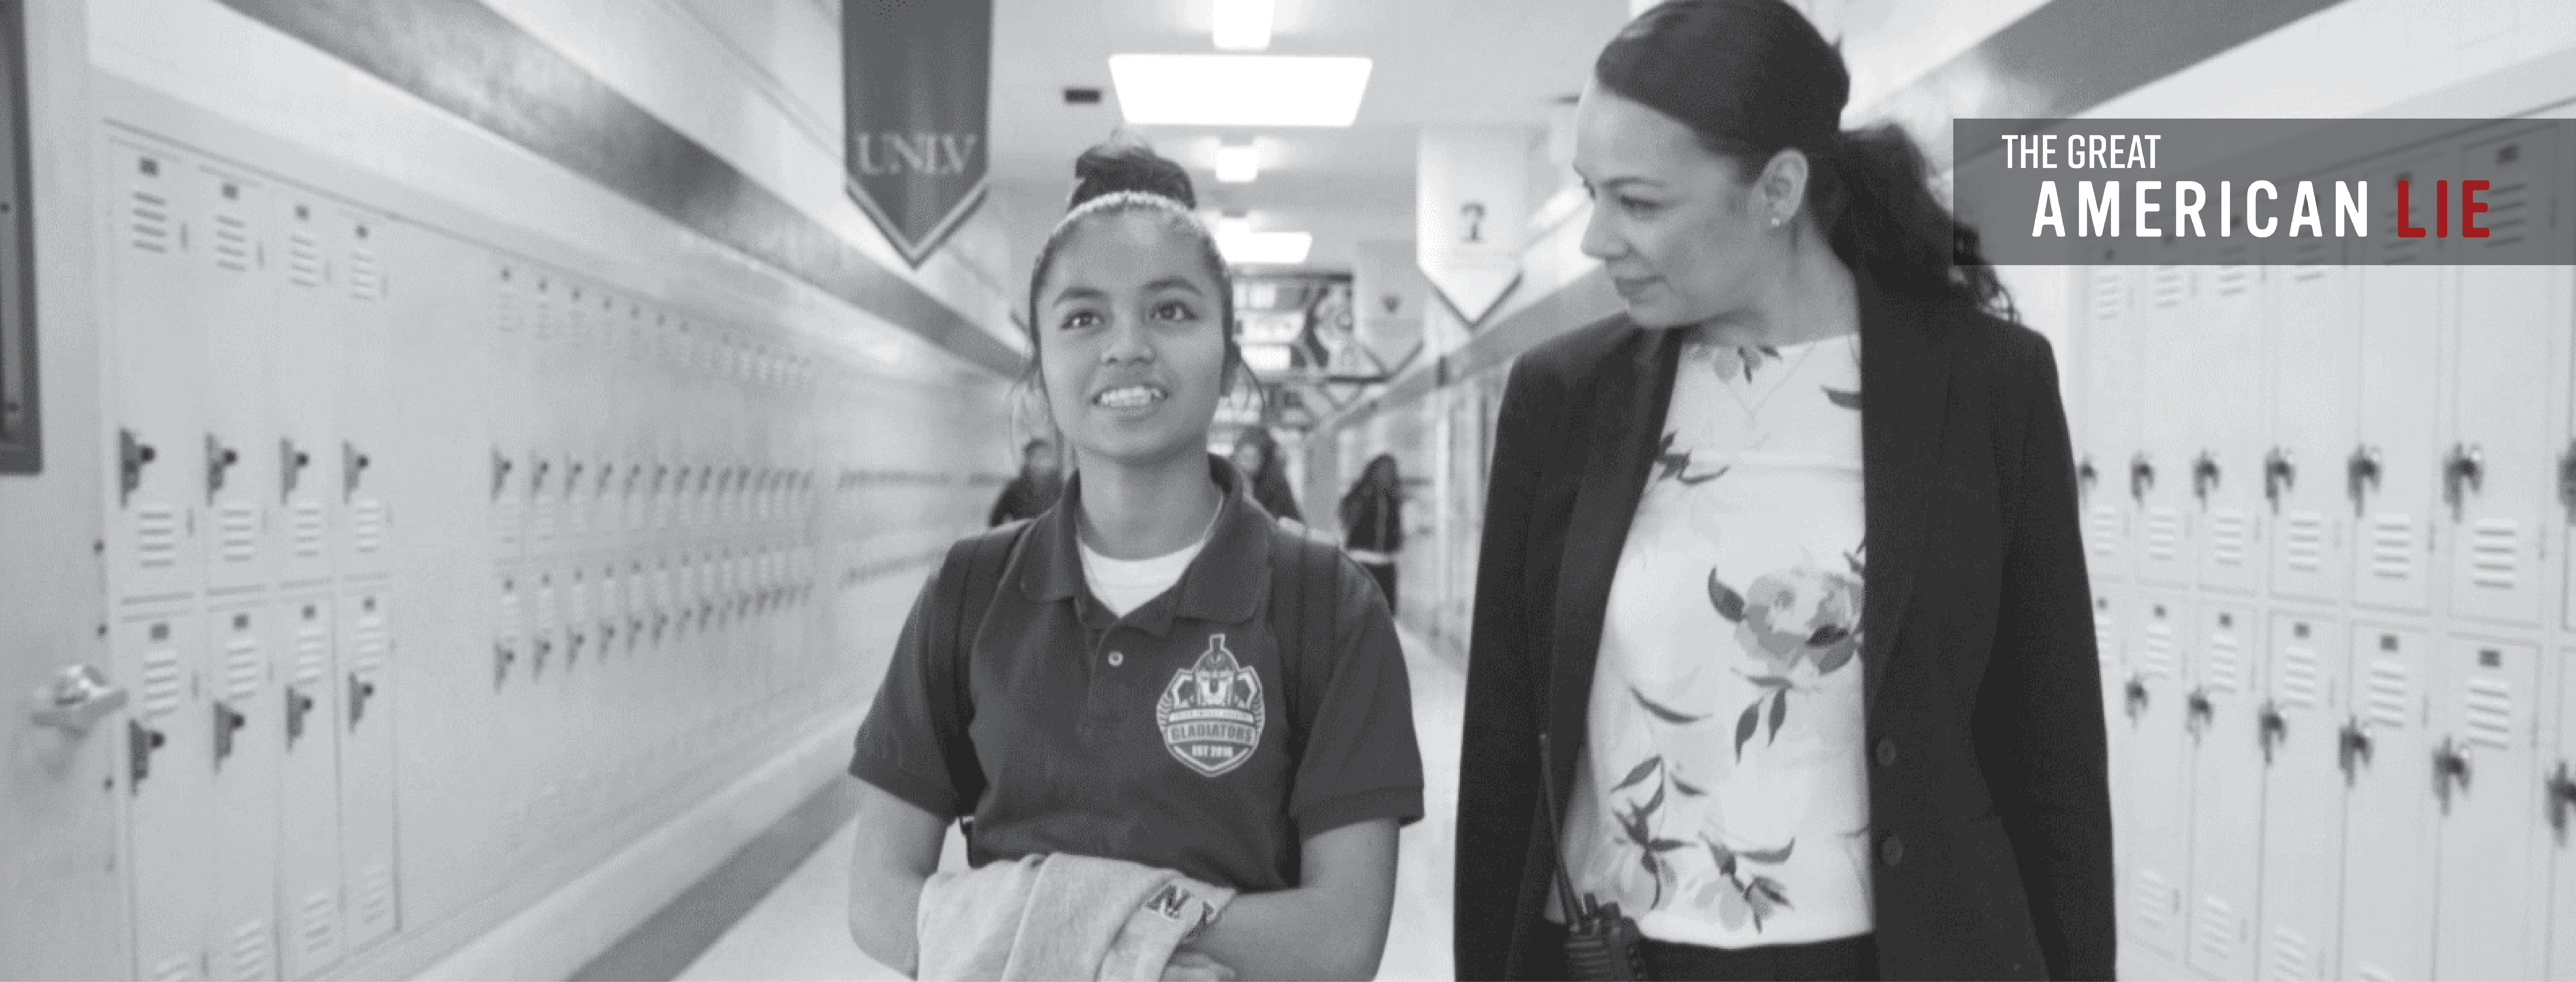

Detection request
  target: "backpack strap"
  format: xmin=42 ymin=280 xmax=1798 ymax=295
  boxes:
xmin=930 ymin=523 xmax=1026 ymax=821
xmin=1268 ymin=529 xmax=1341 ymax=763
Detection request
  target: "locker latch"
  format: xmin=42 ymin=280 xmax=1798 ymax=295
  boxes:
xmin=118 ymin=428 xmax=158 ymax=507
xmin=343 ymin=441 xmax=372 ymax=501
xmin=2262 ymin=448 xmax=2295 ymax=507
xmin=2442 ymin=443 xmax=2485 ymax=514
xmin=2122 ymin=676 xmax=2149 ymax=719
xmin=281 ymin=439 xmax=312 ymax=502
xmin=206 ymin=434 xmax=240 ymax=501
xmin=2346 ymin=445 xmax=2383 ymax=514
xmin=530 ymin=457 xmax=552 ymax=498
xmin=492 ymin=450 xmax=515 ymax=499
xmin=2557 ymin=442 xmax=2576 ymax=517
xmin=349 ymin=672 xmax=377 ymax=729
xmin=2256 ymin=699 xmax=2287 ymax=765
xmin=2077 ymin=456 xmax=2099 ymax=499
xmin=494 ymin=640 xmax=518 ymax=688
xmin=2129 ymin=454 xmax=2155 ymax=501
xmin=2183 ymin=686 xmax=2215 ymax=737
xmin=213 ymin=700 xmax=247 ymax=764
xmin=285 ymin=686 xmax=316 ymax=745
xmin=2190 ymin=452 xmax=2221 ymax=503
xmin=2431 ymin=736 xmax=2472 ymax=811
xmin=128 ymin=719 xmax=164 ymax=792
xmin=2546 ymin=761 xmax=2574 ymax=836
xmin=566 ymin=461 xmax=586 ymax=501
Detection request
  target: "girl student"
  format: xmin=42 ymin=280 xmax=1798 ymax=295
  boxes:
xmin=845 ymin=142 xmax=1424 ymax=981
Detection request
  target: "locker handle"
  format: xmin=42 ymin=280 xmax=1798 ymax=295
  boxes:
xmin=343 ymin=441 xmax=372 ymax=500
xmin=2546 ymin=762 xmax=2574 ymax=836
xmin=118 ymin=429 xmax=157 ymax=507
xmin=2128 ymin=454 xmax=2155 ymax=501
xmin=2346 ymin=444 xmax=2383 ymax=512
xmin=282 ymin=439 xmax=312 ymax=501
xmin=2077 ymin=456 xmax=2099 ymax=498
xmin=530 ymin=457 xmax=552 ymax=497
xmin=2122 ymin=676 xmax=2149 ymax=719
xmin=2183 ymin=687 xmax=2214 ymax=737
xmin=2433 ymin=736 xmax=2471 ymax=810
xmin=213 ymin=700 xmax=247 ymax=764
xmin=2263 ymin=448 xmax=2295 ymax=506
xmin=567 ymin=461 xmax=586 ymax=499
xmin=2190 ymin=452 xmax=2221 ymax=503
xmin=2443 ymin=443 xmax=2484 ymax=512
xmin=2256 ymin=699 xmax=2287 ymax=765
xmin=285 ymin=687 xmax=316 ymax=745
xmin=492 ymin=451 xmax=515 ymax=498
xmin=349 ymin=673 xmax=377 ymax=729
xmin=206 ymin=434 xmax=240 ymax=500
xmin=494 ymin=641 xmax=517 ymax=687
xmin=129 ymin=719 xmax=163 ymax=791
xmin=2337 ymin=719 xmax=2372 ymax=779
xmin=2558 ymin=442 xmax=2576 ymax=517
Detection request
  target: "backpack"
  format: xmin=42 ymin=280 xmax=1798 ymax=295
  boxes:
xmin=925 ymin=520 xmax=1343 ymax=815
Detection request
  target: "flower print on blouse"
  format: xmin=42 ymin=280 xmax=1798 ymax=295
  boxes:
xmin=1555 ymin=331 xmax=1872 ymax=948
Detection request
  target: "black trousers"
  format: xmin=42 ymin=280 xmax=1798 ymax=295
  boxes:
xmin=1521 ymin=919 xmax=1878 ymax=981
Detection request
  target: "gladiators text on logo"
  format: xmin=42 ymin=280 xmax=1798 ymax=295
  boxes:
xmin=1156 ymin=634 xmax=1265 ymax=777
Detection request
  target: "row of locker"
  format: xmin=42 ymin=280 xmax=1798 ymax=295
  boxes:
xmin=2095 ymin=588 xmax=2576 ymax=981
xmin=2075 ymin=121 xmax=2573 ymax=631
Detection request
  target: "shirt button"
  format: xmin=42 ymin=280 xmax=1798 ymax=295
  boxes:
xmin=1874 ymin=738 xmax=1898 ymax=767
xmin=1106 ymin=651 xmax=1125 ymax=667
xmin=1879 ymin=833 xmax=1906 ymax=868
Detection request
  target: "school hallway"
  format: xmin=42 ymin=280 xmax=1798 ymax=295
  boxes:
xmin=589 ymin=624 xmax=1469 ymax=982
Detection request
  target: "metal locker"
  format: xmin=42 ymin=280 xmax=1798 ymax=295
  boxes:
xmin=2194 ymin=249 xmax=2267 ymax=596
xmin=270 ymin=198 xmax=340 ymax=589
xmin=2185 ymin=603 xmax=2264 ymax=979
xmin=2136 ymin=262 xmax=2199 ymax=588
xmin=2337 ymin=623 xmax=2439 ymax=982
xmin=196 ymin=166 xmax=278 ymax=597
xmin=274 ymin=597 xmax=343 ymax=979
xmin=2257 ymin=611 xmax=2348 ymax=980
xmin=106 ymin=140 xmax=204 ymax=604
xmin=2265 ymin=235 xmax=2355 ymax=605
xmin=2353 ymin=151 xmax=2450 ymax=615
xmin=2547 ymin=646 xmax=2576 ymax=981
xmin=2121 ymin=592 xmax=2194 ymax=963
xmin=334 ymin=588 xmax=398 ymax=953
xmin=490 ymin=570 xmax=535 ymax=868
xmin=2431 ymin=637 xmax=2545 ymax=980
xmin=333 ymin=213 xmax=393 ymax=580
xmin=205 ymin=605 xmax=282 ymax=981
xmin=488 ymin=262 xmax=529 ymax=562
xmin=2445 ymin=125 xmax=2563 ymax=629
xmin=121 ymin=611 xmax=213 ymax=981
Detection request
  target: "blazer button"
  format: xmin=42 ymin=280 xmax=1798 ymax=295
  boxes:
xmin=1107 ymin=651 xmax=1125 ymax=667
xmin=1874 ymin=738 xmax=1898 ymax=767
xmin=1879 ymin=833 xmax=1906 ymax=868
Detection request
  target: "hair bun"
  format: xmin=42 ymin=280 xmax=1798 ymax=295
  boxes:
xmin=1070 ymin=140 xmax=1197 ymax=210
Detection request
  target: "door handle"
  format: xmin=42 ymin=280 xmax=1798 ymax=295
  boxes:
xmin=343 ymin=441 xmax=372 ymax=500
xmin=348 ymin=672 xmax=377 ymax=729
xmin=2077 ymin=456 xmax=2100 ymax=499
xmin=2347 ymin=444 xmax=2383 ymax=515
xmin=2545 ymin=761 xmax=2574 ymax=836
xmin=281 ymin=438 xmax=312 ymax=501
xmin=492 ymin=450 xmax=515 ymax=499
xmin=2123 ymin=676 xmax=2150 ymax=719
xmin=128 ymin=719 xmax=165 ymax=791
xmin=2558 ymin=441 xmax=2576 ymax=518
xmin=2337 ymin=718 xmax=2372 ymax=780
xmin=2257 ymin=699 xmax=2287 ymax=765
xmin=206 ymin=434 xmax=240 ymax=500
xmin=117 ymin=429 xmax=158 ymax=507
xmin=2192 ymin=451 xmax=2222 ymax=503
xmin=2184 ymin=687 xmax=2215 ymax=737
xmin=2444 ymin=443 xmax=2485 ymax=513
xmin=29 ymin=664 xmax=129 ymax=733
xmin=2263 ymin=448 xmax=2296 ymax=507
xmin=212 ymin=700 xmax=248 ymax=764
xmin=2433 ymin=736 xmax=2471 ymax=810
xmin=2130 ymin=454 xmax=2156 ymax=501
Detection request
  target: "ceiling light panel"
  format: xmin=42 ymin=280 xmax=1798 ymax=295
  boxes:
xmin=1212 ymin=0 xmax=1275 ymax=50
xmin=1109 ymin=55 xmax=1371 ymax=126
xmin=1215 ymin=230 xmax=1312 ymax=264
xmin=1214 ymin=141 xmax=1260 ymax=183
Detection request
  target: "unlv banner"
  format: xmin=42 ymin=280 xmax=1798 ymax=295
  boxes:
xmin=843 ymin=0 xmax=992 ymax=267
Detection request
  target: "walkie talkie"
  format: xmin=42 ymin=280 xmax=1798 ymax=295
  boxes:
xmin=1539 ymin=732 xmax=1650 ymax=981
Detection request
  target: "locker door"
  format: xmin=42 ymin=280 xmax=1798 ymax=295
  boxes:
xmin=332 ymin=214 xmax=392 ymax=579
xmin=204 ymin=606 xmax=281 ymax=981
xmin=271 ymin=198 xmax=338 ymax=589
xmin=2136 ymin=264 xmax=2199 ymax=587
xmin=2266 ymin=237 xmax=2355 ymax=605
xmin=488 ymin=262 xmax=529 ymax=562
xmin=2257 ymin=611 xmax=2347 ymax=980
xmin=2548 ymin=647 xmax=2576 ymax=981
xmin=2431 ymin=637 xmax=2545 ymax=980
xmin=491 ymin=570 xmax=534 ymax=868
xmin=2185 ymin=602 xmax=2264 ymax=978
xmin=275 ymin=597 xmax=342 ymax=978
xmin=198 ymin=167 xmax=276 ymax=597
xmin=2195 ymin=253 xmax=2266 ymax=596
xmin=334 ymin=588 xmax=398 ymax=953
xmin=2122 ymin=592 xmax=2194 ymax=962
xmin=525 ymin=277 xmax=562 ymax=558
xmin=2353 ymin=150 xmax=2450 ymax=615
xmin=2337 ymin=624 xmax=2438 ymax=982
xmin=2080 ymin=267 xmax=2138 ymax=583
xmin=122 ymin=612 xmax=212 ymax=981
xmin=106 ymin=141 xmax=202 ymax=604
xmin=2445 ymin=126 xmax=2562 ymax=629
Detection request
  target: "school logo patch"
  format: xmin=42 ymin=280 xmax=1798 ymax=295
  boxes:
xmin=1156 ymin=634 xmax=1265 ymax=777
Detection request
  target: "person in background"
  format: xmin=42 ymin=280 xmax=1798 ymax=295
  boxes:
xmin=846 ymin=139 xmax=1422 ymax=981
xmin=1452 ymin=1 xmax=2112 ymax=979
xmin=1338 ymin=454 xmax=1404 ymax=610
xmin=986 ymin=437 xmax=1065 ymax=527
xmin=1229 ymin=426 xmax=1304 ymax=524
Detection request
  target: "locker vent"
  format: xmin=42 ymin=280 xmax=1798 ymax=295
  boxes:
xmin=2462 ymin=678 xmax=2514 ymax=750
xmin=342 ymin=246 xmax=381 ymax=299
xmin=2285 ymin=511 xmax=2326 ymax=571
xmin=136 ymin=505 xmax=183 ymax=568
xmin=350 ymin=498 xmax=386 ymax=554
xmin=294 ymin=624 xmax=329 ymax=687
xmin=141 ymin=644 xmax=187 ymax=718
xmin=493 ymin=277 xmax=519 ymax=333
xmin=2133 ymin=870 xmax=2179 ymax=929
xmin=2149 ymin=266 xmax=2189 ymax=308
xmin=2289 ymin=263 xmax=2331 ymax=282
xmin=352 ymin=608 xmax=389 ymax=673
xmin=2468 ymin=519 xmax=2519 ymax=589
xmin=2278 ymin=643 xmax=2322 ymax=709
xmin=2191 ymin=895 xmax=2241 ymax=962
xmin=223 ymin=634 xmax=263 ymax=703
xmin=2364 ymin=659 xmax=2412 ymax=729
xmin=2208 ymin=508 xmax=2249 ymax=567
xmin=129 ymin=190 xmax=175 ymax=253
xmin=2141 ymin=622 xmax=2177 ymax=677
xmin=356 ymin=862 xmax=397 ymax=935
xmin=2211 ymin=263 xmax=2256 ymax=297
xmin=2355 ymin=963 xmax=2395 ymax=982
xmin=217 ymin=502 xmax=260 ymax=564
xmin=2470 ymin=170 xmax=2532 ymax=249
xmin=2146 ymin=507 xmax=2184 ymax=561
xmin=149 ymin=953 xmax=198 ymax=981
xmin=494 ymin=499 xmax=522 ymax=550
xmin=2287 ymin=234 xmax=2333 ymax=275
xmin=292 ymin=500 xmax=327 ymax=557
xmin=2204 ymin=628 xmax=2244 ymax=693
xmin=530 ymin=500 xmax=556 ymax=548
xmin=287 ymin=232 xmax=324 ymax=286
xmin=210 ymin=212 xmax=253 ymax=272
xmin=297 ymin=888 xmax=339 ymax=966
xmin=2369 ymin=513 xmax=2414 ymax=580
xmin=229 ymin=917 xmax=274 ymax=980
xmin=2266 ymin=927 xmax=2316 ymax=979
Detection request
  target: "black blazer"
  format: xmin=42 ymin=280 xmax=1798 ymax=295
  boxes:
xmin=1452 ymin=282 xmax=2114 ymax=980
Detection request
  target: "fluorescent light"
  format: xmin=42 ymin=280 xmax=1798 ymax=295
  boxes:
xmin=1216 ymin=216 xmax=1252 ymax=239
xmin=1214 ymin=140 xmax=1259 ymax=183
xmin=1213 ymin=0 xmax=1275 ymax=50
xmin=1215 ymin=229 xmax=1311 ymax=264
xmin=1109 ymin=55 xmax=1372 ymax=126
xmin=1240 ymin=343 xmax=1295 ymax=372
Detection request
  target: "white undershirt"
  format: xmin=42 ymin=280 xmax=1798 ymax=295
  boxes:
xmin=1078 ymin=513 xmax=1217 ymax=617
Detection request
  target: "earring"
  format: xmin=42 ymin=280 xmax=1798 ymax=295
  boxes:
xmin=1769 ymin=215 xmax=1786 ymax=228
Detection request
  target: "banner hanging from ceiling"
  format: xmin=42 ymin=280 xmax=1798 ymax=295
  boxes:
xmin=1417 ymin=126 xmax=1530 ymax=326
xmin=843 ymin=0 xmax=993 ymax=267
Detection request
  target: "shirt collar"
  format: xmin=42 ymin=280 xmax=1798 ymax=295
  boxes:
xmin=1016 ymin=454 xmax=1274 ymax=632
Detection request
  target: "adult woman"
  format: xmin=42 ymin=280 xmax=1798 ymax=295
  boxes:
xmin=847 ymin=143 xmax=1423 ymax=980
xmin=1338 ymin=454 xmax=1404 ymax=609
xmin=1451 ymin=2 xmax=2111 ymax=980
xmin=1229 ymin=426 xmax=1305 ymax=523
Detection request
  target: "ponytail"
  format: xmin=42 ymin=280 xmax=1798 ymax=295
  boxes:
xmin=1813 ymin=125 xmax=2014 ymax=321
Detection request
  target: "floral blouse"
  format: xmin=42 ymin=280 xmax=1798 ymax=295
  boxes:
xmin=1556 ymin=331 xmax=1871 ymax=948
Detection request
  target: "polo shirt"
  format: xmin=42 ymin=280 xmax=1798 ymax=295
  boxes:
xmin=851 ymin=458 xmax=1423 ymax=892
